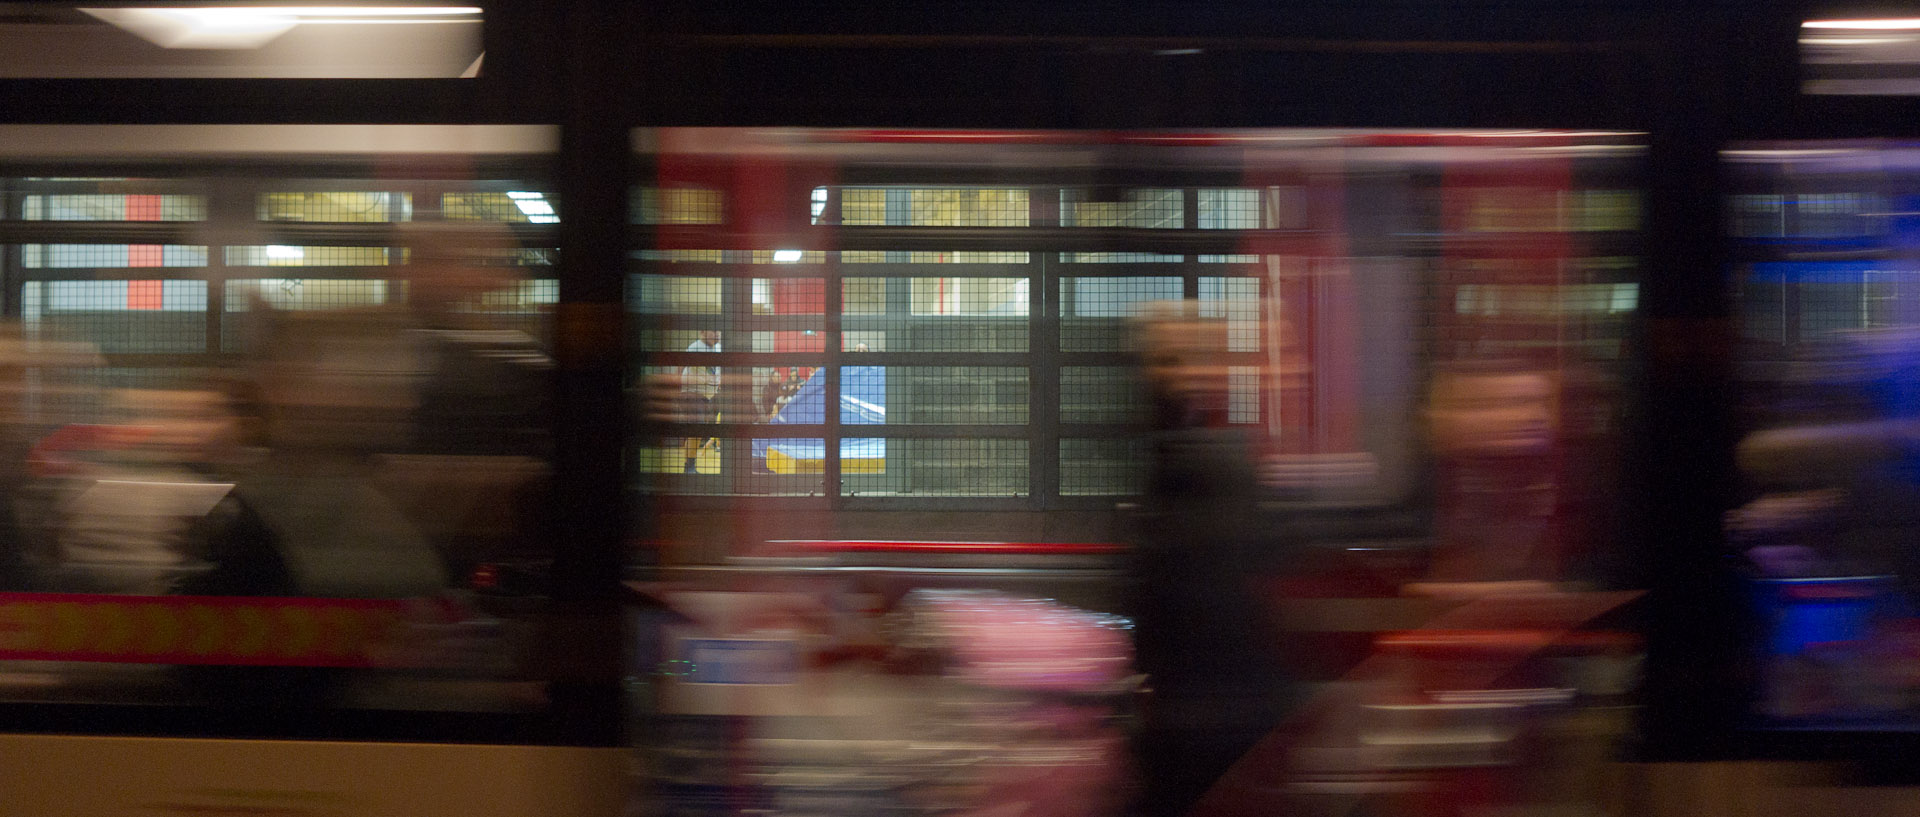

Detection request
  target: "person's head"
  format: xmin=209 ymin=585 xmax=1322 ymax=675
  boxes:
xmin=252 ymin=307 xmax=423 ymax=454
xmin=398 ymin=222 xmax=521 ymax=314
xmin=105 ymin=384 xmax=241 ymax=463
xmin=853 ymin=342 xmax=871 ymax=353
xmin=700 ymin=329 xmax=721 ymax=347
xmin=1136 ymin=300 xmax=1230 ymax=404
xmin=1427 ymin=360 xmax=1559 ymax=457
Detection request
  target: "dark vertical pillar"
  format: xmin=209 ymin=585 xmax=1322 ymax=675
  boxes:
xmin=201 ymin=177 xmax=251 ymax=356
xmin=1631 ymin=2 xmax=1786 ymax=762
xmin=1032 ymin=188 xmax=1062 ymax=507
xmin=824 ymin=253 xmax=844 ymax=503
xmin=544 ymin=0 xmax=634 ymax=747
xmin=2 ymin=179 xmax=19 ymax=321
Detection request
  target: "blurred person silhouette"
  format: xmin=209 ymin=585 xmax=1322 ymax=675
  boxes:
xmin=188 ymin=306 xmax=445 ymax=601
xmin=399 ymin=223 xmax=552 ymax=458
xmin=161 ymin=306 xmax=447 ymax=705
xmin=1128 ymin=301 xmax=1294 ymax=817
xmin=0 ymin=330 xmax=104 ymax=591
xmin=374 ymin=224 xmax=553 ymax=585
xmin=36 ymin=383 xmax=247 ymax=595
xmin=679 ymin=328 xmax=721 ymax=474
xmin=1407 ymin=360 xmax=1568 ymax=598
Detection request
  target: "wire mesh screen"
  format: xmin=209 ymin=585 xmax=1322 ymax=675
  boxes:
xmin=22 ymin=193 xmax=206 ymax=222
xmin=1059 ymin=276 xmax=1183 ymax=351
xmin=258 ymin=191 xmax=411 ymax=222
xmin=629 ymin=275 xmax=827 ymax=353
xmin=225 ymin=246 xmax=394 ymax=266
xmin=1060 ymin=366 xmax=1147 ymax=425
xmin=841 ymin=439 xmax=1028 ymax=497
xmin=1199 ymin=277 xmax=1262 ymax=352
xmin=23 ymin=280 xmax=207 ymax=353
xmin=442 ymin=191 xmax=558 ymax=223
xmin=1061 ymin=188 xmax=1183 ymax=228
xmin=1795 ymin=193 xmax=1881 ymax=238
xmin=867 ymin=367 xmax=1029 ymax=424
xmin=650 ymin=437 xmax=831 ymax=497
xmin=1059 ymin=437 xmax=1150 ymax=496
xmin=22 ymin=244 xmax=208 ymax=268
xmin=630 ymin=274 xmax=723 ymax=315
xmin=633 ymin=187 xmax=724 ymax=225
xmin=1197 ymin=188 xmax=1264 ymax=229
xmin=1059 ymin=252 xmax=1186 ymax=264
xmin=222 ymin=279 xmax=397 ymax=351
xmin=839 ymin=188 xmax=1030 ymax=227
xmin=633 ymin=362 xmax=828 ymax=496
xmin=843 ymin=251 xmax=1032 ymax=264
xmin=843 ymin=277 xmax=1030 ymax=352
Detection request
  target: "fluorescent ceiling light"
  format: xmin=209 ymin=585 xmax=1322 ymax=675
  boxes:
xmin=81 ymin=6 xmax=481 ymax=49
xmin=264 ymin=245 xmax=305 ymax=260
xmin=1804 ymin=18 xmax=1920 ymax=30
xmin=505 ymin=191 xmax=558 ymax=223
xmin=772 ymin=250 xmax=804 ymax=263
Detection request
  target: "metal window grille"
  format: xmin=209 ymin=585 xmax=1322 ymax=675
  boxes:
xmin=1059 ymin=437 xmax=1149 ymax=496
xmin=23 ymin=194 xmax=207 ymax=222
xmin=24 ymin=279 xmax=207 ymax=353
xmin=1060 ymin=366 xmax=1146 ymax=425
xmin=258 ymin=191 xmax=410 ymax=223
xmin=23 ymin=244 xmax=208 ymax=268
xmin=1061 ymin=188 xmax=1183 ymax=228
xmin=1059 ymin=276 xmax=1182 ymax=352
xmin=842 ymin=276 xmax=1030 ymax=353
xmin=634 ymin=151 xmax=1642 ymax=507
xmin=442 ymin=191 xmax=558 ymax=223
xmin=226 ymin=246 xmax=394 ymax=267
xmin=1198 ymin=188 xmax=1264 ymax=230
xmin=634 ymin=187 xmax=724 ymax=225
xmin=222 ymin=278 xmax=397 ymax=351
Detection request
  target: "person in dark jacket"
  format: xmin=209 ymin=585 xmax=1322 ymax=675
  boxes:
xmin=1128 ymin=302 xmax=1295 ymax=817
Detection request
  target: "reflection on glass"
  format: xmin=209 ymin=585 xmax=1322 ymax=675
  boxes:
xmin=631 ymin=128 xmax=1642 ymax=817
xmin=0 ymin=126 xmax=557 ymax=715
xmin=1727 ymin=142 xmax=1920 ymax=727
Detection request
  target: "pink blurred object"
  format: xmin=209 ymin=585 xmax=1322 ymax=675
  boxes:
xmin=905 ymin=590 xmax=1133 ymax=692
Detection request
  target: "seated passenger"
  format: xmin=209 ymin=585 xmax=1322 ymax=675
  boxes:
xmin=187 ymin=307 xmax=446 ymax=601
xmin=1410 ymin=360 xmax=1567 ymax=598
xmin=40 ymin=385 xmax=245 ymax=595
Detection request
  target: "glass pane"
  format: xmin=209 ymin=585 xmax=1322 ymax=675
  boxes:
xmin=634 ymin=128 xmax=1645 ymax=817
xmin=1061 ymin=366 xmax=1147 ymax=425
xmin=0 ymin=126 xmax=560 ymax=721
xmin=259 ymin=191 xmax=411 ymax=223
xmin=852 ymin=366 xmax=1029 ymax=425
xmin=1060 ymin=437 xmax=1149 ymax=495
xmin=1060 ymin=276 xmax=1183 ymax=351
xmin=1728 ymin=141 xmax=1920 ymax=729
xmin=843 ymin=277 xmax=1029 ymax=352
xmin=1062 ymin=188 xmax=1183 ymax=228
xmin=840 ymin=439 xmax=1027 ymax=497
